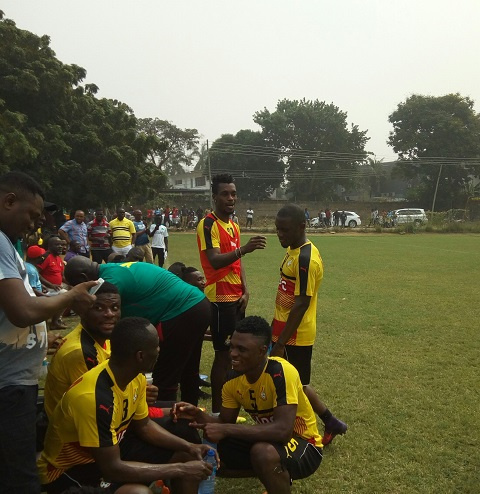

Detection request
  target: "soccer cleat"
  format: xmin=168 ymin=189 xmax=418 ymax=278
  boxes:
xmin=322 ymin=416 xmax=348 ymax=446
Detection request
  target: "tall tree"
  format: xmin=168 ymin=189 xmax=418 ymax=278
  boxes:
xmin=254 ymin=98 xmax=368 ymax=200
xmin=0 ymin=16 xmax=165 ymax=208
xmin=137 ymin=118 xmax=200 ymax=175
xmin=388 ymin=93 xmax=480 ymax=209
xmin=209 ymin=130 xmax=284 ymax=200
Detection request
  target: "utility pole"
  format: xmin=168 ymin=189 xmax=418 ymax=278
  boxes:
xmin=430 ymin=164 xmax=443 ymax=221
xmin=207 ymin=139 xmax=213 ymax=209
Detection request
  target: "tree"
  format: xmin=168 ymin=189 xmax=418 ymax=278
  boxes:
xmin=0 ymin=16 xmax=165 ymax=208
xmin=137 ymin=118 xmax=200 ymax=175
xmin=253 ymin=98 xmax=369 ymax=200
xmin=209 ymin=130 xmax=284 ymax=200
xmin=388 ymin=93 xmax=480 ymax=209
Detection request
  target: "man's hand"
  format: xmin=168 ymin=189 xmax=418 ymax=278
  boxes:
xmin=269 ymin=342 xmax=285 ymax=358
xmin=182 ymin=460 xmax=214 ymax=481
xmin=47 ymin=332 xmax=63 ymax=355
xmin=51 ymin=284 xmax=62 ymax=292
xmin=192 ymin=423 xmax=227 ymax=443
xmin=171 ymin=401 xmax=200 ymax=422
xmin=146 ymin=384 xmax=159 ymax=406
xmin=243 ymin=235 xmax=267 ymax=254
xmin=68 ymin=281 xmax=97 ymax=313
xmin=237 ymin=291 xmax=249 ymax=313
xmin=187 ymin=443 xmax=220 ymax=465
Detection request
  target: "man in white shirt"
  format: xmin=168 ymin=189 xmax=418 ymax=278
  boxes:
xmin=148 ymin=215 xmax=169 ymax=267
xmin=246 ymin=208 xmax=254 ymax=229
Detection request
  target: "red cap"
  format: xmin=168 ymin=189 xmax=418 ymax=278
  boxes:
xmin=27 ymin=245 xmax=46 ymax=259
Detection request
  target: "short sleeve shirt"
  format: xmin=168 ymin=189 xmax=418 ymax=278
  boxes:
xmin=272 ymin=241 xmax=323 ymax=346
xmin=222 ymin=357 xmax=322 ymax=447
xmin=60 ymin=220 xmax=89 ymax=253
xmin=133 ymin=220 xmax=150 ymax=246
xmin=38 ymin=361 xmax=148 ymax=484
xmin=149 ymin=224 xmax=168 ymax=248
xmin=87 ymin=219 xmax=111 ymax=250
xmin=0 ymin=231 xmax=48 ymax=388
xmin=197 ymin=213 xmax=243 ymax=302
xmin=37 ymin=253 xmax=64 ymax=286
xmin=44 ymin=324 xmax=111 ymax=418
xmin=109 ymin=218 xmax=136 ymax=248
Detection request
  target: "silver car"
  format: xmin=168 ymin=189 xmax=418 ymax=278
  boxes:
xmin=393 ymin=208 xmax=428 ymax=225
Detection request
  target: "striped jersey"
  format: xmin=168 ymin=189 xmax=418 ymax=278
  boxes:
xmin=38 ymin=361 xmax=148 ymax=484
xmin=272 ymin=241 xmax=323 ymax=346
xmin=222 ymin=357 xmax=322 ymax=447
xmin=197 ymin=213 xmax=243 ymax=302
xmin=44 ymin=324 xmax=111 ymax=418
xmin=109 ymin=218 xmax=136 ymax=248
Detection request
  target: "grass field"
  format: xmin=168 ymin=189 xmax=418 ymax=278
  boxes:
xmin=163 ymin=231 xmax=480 ymax=494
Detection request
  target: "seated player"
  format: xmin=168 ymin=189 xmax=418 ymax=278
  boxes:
xmin=38 ymin=317 xmax=215 ymax=494
xmin=44 ymin=282 xmax=121 ymax=418
xmin=173 ymin=316 xmax=323 ymax=494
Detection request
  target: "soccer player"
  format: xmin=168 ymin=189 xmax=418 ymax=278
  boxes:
xmin=270 ymin=204 xmax=347 ymax=445
xmin=173 ymin=316 xmax=323 ymax=494
xmin=64 ymin=256 xmax=210 ymax=406
xmin=197 ymin=173 xmax=266 ymax=413
xmin=44 ymin=282 xmax=122 ymax=418
xmin=38 ymin=317 xmax=214 ymax=493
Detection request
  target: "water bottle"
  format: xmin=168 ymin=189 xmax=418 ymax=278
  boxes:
xmin=198 ymin=448 xmax=216 ymax=494
xmin=145 ymin=372 xmax=153 ymax=385
xmin=149 ymin=480 xmax=170 ymax=493
xmin=40 ymin=358 xmax=49 ymax=377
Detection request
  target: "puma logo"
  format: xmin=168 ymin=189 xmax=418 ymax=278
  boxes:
xmin=99 ymin=404 xmax=113 ymax=414
xmin=273 ymin=373 xmax=282 ymax=379
xmin=300 ymin=267 xmax=307 ymax=273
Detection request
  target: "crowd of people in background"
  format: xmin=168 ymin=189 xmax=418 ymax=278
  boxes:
xmin=0 ymin=171 xmax=347 ymax=494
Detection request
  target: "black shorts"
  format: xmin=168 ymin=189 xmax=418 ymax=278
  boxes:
xmin=218 ymin=436 xmax=322 ymax=480
xmin=284 ymin=345 xmax=313 ymax=385
xmin=211 ymin=301 xmax=245 ymax=351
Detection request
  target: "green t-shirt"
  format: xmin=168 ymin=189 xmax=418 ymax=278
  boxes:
xmin=99 ymin=262 xmax=206 ymax=323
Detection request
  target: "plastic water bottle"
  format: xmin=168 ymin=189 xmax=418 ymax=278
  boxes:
xmin=145 ymin=372 xmax=153 ymax=385
xmin=198 ymin=448 xmax=216 ymax=494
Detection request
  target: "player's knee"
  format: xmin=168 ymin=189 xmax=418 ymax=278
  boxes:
xmin=250 ymin=442 xmax=281 ymax=472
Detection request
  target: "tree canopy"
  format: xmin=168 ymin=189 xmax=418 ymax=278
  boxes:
xmin=0 ymin=16 xmax=165 ymax=209
xmin=209 ymin=129 xmax=284 ymax=200
xmin=253 ymin=98 xmax=369 ymax=200
xmin=138 ymin=118 xmax=200 ymax=176
xmin=388 ymin=93 xmax=480 ymax=209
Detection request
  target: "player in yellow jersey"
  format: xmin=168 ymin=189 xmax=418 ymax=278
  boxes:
xmin=197 ymin=174 xmax=266 ymax=413
xmin=38 ymin=317 xmax=215 ymax=494
xmin=173 ymin=316 xmax=323 ymax=494
xmin=271 ymin=204 xmax=347 ymax=445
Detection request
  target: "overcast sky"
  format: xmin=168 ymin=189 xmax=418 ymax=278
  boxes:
xmin=4 ymin=0 xmax=480 ymax=160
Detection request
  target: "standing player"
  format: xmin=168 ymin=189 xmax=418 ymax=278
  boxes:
xmin=270 ymin=204 xmax=347 ymax=445
xmin=197 ymin=174 xmax=266 ymax=413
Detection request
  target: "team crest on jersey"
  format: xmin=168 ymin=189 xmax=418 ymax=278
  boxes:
xmin=287 ymin=259 xmax=293 ymax=267
xmin=133 ymin=387 xmax=138 ymax=403
xmin=225 ymin=335 xmax=231 ymax=347
xmin=260 ymin=386 xmax=267 ymax=401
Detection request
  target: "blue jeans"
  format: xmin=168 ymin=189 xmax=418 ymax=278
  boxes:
xmin=0 ymin=385 xmax=40 ymax=493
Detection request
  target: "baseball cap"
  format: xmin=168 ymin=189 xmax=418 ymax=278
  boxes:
xmin=27 ymin=245 xmax=46 ymax=258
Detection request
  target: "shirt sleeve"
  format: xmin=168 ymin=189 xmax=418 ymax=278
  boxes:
xmin=0 ymin=235 xmax=22 ymax=281
xmin=59 ymin=221 xmax=71 ymax=234
xmin=295 ymin=244 xmax=319 ymax=297
xmin=133 ymin=376 xmax=149 ymax=421
xmin=221 ymin=379 xmax=241 ymax=409
xmin=128 ymin=220 xmax=136 ymax=235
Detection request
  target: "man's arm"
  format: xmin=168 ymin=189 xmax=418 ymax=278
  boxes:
xmin=57 ymin=228 xmax=70 ymax=245
xmin=201 ymin=404 xmax=297 ymax=445
xmin=270 ymin=295 xmax=310 ymax=357
xmin=88 ymin=441 xmax=211 ymax=484
xmin=238 ymin=261 xmax=249 ymax=312
xmin=0 ymin=278 xmax=96 ymax=327
xmin=164 ymin=235 xmax=168 ymax=252
xmin=204 ymin=235 xmax=266 ymax=271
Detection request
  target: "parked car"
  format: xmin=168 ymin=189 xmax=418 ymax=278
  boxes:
xmin=311 ymin=211 xmax=361 ymax=228
xmin=393 ymin=208 xmax=428 ymax=225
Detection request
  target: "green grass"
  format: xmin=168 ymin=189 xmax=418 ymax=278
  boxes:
xmin=165 ymin=231 xmax=480 ymax=493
